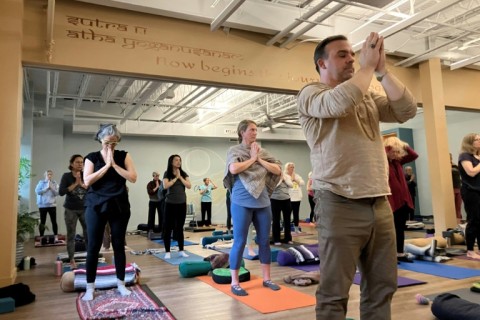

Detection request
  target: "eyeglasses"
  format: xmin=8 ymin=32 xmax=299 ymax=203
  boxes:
xmin=102 ymin=140 xmax=119 ymax=146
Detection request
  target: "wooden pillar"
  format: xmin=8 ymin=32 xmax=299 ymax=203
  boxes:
xmin=419 ymin=58 xmax=457 ymax=234
xmin=0 ymin=0 xmax=24 ymax=286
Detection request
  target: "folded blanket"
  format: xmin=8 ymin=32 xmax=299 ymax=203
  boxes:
xmin=73 ymin=263 xmax=140 ymax=290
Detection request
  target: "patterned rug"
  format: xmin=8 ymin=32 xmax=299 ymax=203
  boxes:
xmin=76 ymin=284 xmax=176 ymax=320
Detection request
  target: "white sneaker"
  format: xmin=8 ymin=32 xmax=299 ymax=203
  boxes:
xmin=164 ymin=252 xmax=171 ymax=259
xmin=178 ymin=251 xmax=189 ymax=258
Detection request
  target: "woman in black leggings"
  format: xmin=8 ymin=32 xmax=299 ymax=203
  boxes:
xmin=82 ymin=124 xmax=137 ymax=301
xmin=162 ymin=154 xmax=191 ymax=259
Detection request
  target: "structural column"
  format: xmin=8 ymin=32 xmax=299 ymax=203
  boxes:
xmin=419 ymin=58 xmax=456 ymax=233
xmin=0 ymin=0 xmax=24 ymax=286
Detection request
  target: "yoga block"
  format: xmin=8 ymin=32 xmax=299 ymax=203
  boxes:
xmin=0 ymin=297 xmax=15 ymax=314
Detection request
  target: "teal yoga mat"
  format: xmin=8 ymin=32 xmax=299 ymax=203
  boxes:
xmin=398 ymin=260 xmax=480 ymax=279
xmin=152 ymin=239 xmax=198 ymax=246
xmin=153 ymin=250 xmax=205 ymax=265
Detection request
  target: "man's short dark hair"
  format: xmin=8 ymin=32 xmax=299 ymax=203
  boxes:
xmin=313 ymin=35 xmax=348 ymax=73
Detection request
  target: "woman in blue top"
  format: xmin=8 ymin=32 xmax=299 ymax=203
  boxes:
xmin=458 ymin=133 xmax=480 ymax=260
xmin=162 ymin=154 xmax=191 ymax=259
xmin=223 ymin=119 xmax=282 ymax=296
xmin=199 ymin=177 xmax=217 ymax=226
xmin=82 ymin=124 xmax=137 ymax=301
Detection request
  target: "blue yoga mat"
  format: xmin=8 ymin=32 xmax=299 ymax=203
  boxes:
xmin=153 ymin=250 xmax=205 ymax=265
xmin=151 ymin=239 xmax=198 ymax=246
xmin=398 ymin=260 xmax=480 ymax=279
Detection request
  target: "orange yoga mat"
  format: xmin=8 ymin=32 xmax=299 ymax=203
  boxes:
xmin=197 ymin=275 xmax=316 ymax=314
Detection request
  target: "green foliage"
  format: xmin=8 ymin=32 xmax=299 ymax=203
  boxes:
xmin=18 ymin=157 xmax=32 ymax=194
xmin=17 ymin=157 xmax=39 ymax=242
xmin=17 ymin=211 xmax=39 ymax=242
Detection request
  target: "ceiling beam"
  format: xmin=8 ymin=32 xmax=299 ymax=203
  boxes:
xmin=352 ymin=0 xmax=463 ymax=51
xmin=266 ymin=0 xmax=332 ymax=46
xmin=450 ymin=54 xmax=480 ymax=70
xmin=395 ymin=31 xmax=472 ymax=67
xmin=279 ymin=3 xmax=346 ymax=48
xmin=120 ymin=82 xmax=162 ymax=124
xmin=210 ymin=0 xmax=246 ymax=32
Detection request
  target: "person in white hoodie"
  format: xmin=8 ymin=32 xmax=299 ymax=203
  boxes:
xmin=35 ymin=170 xmax=60 ymax=241
xmin=285 ymin=163 xmax=305 ymax=233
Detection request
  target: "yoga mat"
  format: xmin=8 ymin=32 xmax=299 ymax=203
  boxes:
xmin=427 ymin=287 xmax=480 ymax=304
xmin=353 ymin=273 xmax=426 ymax=287
xmin=197 ymin=275 xmax=315 ymax=314
xmin=77 ymin=284 xmax=176 ymax=320
xmin=34 ymin=235 xmax=66 ymax=247
xmin=290 ymin=266 xmax=426 ymax=287
xmin=153 ymin=250 xmax=205 ymax=265
xmin=398 ymin=260 xmax=480 ymax=279
xmin=216 ymin=247 xmax=280 ymax=262
xmin=152 ymin=239 xmax=199 ymax=246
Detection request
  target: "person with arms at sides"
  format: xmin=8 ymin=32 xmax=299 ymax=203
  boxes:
xmin=82 ymin=124 xmax=137 ymax=301
xmin=297 ymin=32 xmax=417 ymax=319
xmin=199 ymin=177 xmax=217 ymax=227
xmin=285 ymin=162 xmax=305 ymax=233
xmin=35 ymin=170 xmax=60 ymax=242
xmin=404 ymin=166 xmax=417 ymax=221
xmin=451 ymin=153 xmax=463 ymax=224
xmin=307 ymin=171 xmax=316 ymax=226
xmin=223 ymin=119 xmax=282 ymax=296
xmin=59 ymin=155 xmax=88 ymax=269
xmin=458 ymin=133 xmax=480 ymax=260
xmin=270 ymin=172 xmax=293 ymax=245
xmin=146 ymin=171 xmax=163 ymax=239
xmin=162 ymin=154 xmax=191 ymax=259
xmin=384 ymin=137 xmax=418 ymax=263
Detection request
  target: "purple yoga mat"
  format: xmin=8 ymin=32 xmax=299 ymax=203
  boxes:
xmin=353 ymin=273 xmax=426 ymax=287
xmin=290 ymin=265 xmax=426 ymax=287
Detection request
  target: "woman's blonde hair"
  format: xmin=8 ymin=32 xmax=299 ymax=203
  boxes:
xmin=460 ymin=133 xmax=480 ymax=155
xmin=284 ymin=162 xmax=294 ymax=174
xmin=383 ymin=136 xmax=408 ymax=157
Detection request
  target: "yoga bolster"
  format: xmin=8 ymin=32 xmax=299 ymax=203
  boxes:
xmin=212 ymin=267 xmax=250 ymax=284
xmin=201 ymin=234 xmax=234 ymax=247
xmin=404 ymin=237 xmax=447 ymax=248
xmin=432 ymin=293 xmax=480 ymax=320
xmin=178 ymin=261 xmax=212 ymax=278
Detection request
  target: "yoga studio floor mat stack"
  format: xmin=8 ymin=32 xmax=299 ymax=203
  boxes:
xmin=197 ymin=275 xmax=315 ymax=313
xmin=153 ymin=251 xmax=204 ymax=265
xmin=77 ymin=284 xmax=176 ymax=320
xmin=398 ymin=260 xmax=480 ymax=279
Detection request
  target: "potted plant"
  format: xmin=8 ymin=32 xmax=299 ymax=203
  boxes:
xmin=16 ymin=157 xmax=39 ymax=266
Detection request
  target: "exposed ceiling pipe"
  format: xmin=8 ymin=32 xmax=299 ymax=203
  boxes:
xmin=395 ymin=31 xmax=472 ymax=67
xmin=279 ymin=3 xmax=346 ymax=48
xmin=46 ymin=0 xmax=55 ymax=62
xmin=210 ymin=0 xmax=246 ymax=32
xmin=75 ymin=74 xmax=91 ymax=108
xmin=51 ymin=71 xmax=59 ymax=109
xmin=352 ymin=0 xmax=463 ymax=51
xmin=23 ymin=69 xmax=31 ymax=102
xmin=120 ymin=82 xmax=162 ymax=124
xmin=450 ymin=54 xmax=480 ymax=70
xmin=46 ymin=71 xmax=50 ymax=117
xmin=266 ymin=0 xmax=332 ymax=46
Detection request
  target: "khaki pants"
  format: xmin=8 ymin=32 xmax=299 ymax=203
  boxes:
xmin=315 ymin=190 xmax=397 ymax=320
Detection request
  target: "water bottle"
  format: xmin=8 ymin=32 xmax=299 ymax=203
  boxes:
xmin=23 ymin=256 xmax=31 ymax=270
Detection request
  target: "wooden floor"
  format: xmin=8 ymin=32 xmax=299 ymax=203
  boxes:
xmin=2 ymin=224 xmax=478 ymax=320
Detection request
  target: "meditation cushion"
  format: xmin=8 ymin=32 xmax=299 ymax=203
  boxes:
xmin=178 ymin=261 xmax=212 ymax=278
xmin=60 ymin=271 xmax=75 ymax=292
xmin=404 ymin=237 xmax=447 ymax=248
xmin=212 ymin=267 xmax=250 ymax=284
